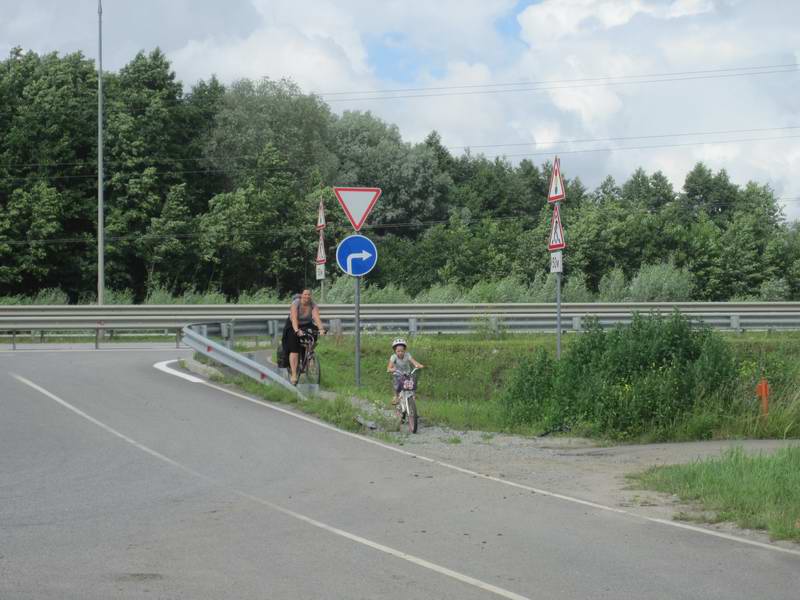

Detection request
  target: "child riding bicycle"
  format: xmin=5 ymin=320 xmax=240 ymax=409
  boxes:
xmin=386 ymin=338 xmax=424 ymax=405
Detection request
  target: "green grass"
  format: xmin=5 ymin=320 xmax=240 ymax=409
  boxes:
xmin=313 ymin=333 xmax=560 ymax=433
xmin=259 ymin=330 xmax=800 ymax=440
xmin=224 ymin=374 xmax=366 ymax=433
xmin=630 ymin=446 xmax=800 ymax=542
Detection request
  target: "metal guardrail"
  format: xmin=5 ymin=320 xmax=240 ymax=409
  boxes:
xmin=3 ymin=303 xmax=800 ymax=350
xmin=181 ymin=322 xmax=302 ymax=397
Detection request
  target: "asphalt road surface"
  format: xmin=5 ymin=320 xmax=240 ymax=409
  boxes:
xmin=2 ymin=347 xmax=798 ymax=599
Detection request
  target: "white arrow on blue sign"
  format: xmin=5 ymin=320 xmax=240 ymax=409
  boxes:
xmin=336 ymin=234 xmax=378 ymax=277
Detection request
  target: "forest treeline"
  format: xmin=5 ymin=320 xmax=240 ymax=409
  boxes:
xmin=1 ymin=47 xmax=796 ymax=303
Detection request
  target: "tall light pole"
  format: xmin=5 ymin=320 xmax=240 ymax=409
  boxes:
xmin=97 ymin=0 xmax=105 ymax=305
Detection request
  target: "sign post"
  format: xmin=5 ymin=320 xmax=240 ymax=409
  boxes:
xmin=547 ymin=157 xmax=566 ymax=359
xmin=315 ymin=198 xmax=327 ymax=302
xmin=333 ymin=187 xmax=381 ymax=386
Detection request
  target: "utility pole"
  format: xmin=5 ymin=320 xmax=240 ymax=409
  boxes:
xmin=97 ymin=0 xmax=105 ymax=305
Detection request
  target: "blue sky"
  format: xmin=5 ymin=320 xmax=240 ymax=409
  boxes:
xmin=2 ymin=0 xmax=800 ymax=217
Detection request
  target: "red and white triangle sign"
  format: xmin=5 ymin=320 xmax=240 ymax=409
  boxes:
xmin=316 ymin=231 xmax=326 ymax=264
xmin=547 ymin=157 xmax=566 ymax=203
xmin=333 ymin=187 xmax=382 ymax=231
xmin=548 ymin=204 xmax=566 ymax=251
xmin=316 ymin=198 xmax=326 ymax=231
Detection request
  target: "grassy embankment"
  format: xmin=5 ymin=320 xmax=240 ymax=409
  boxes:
xmin=305 ymin=329 xmax=800 ymax=441
xmin=631 ymin=446 xmax=800 ymax=542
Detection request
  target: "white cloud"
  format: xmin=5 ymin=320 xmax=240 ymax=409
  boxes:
xmin=4 ymin=0 xmax=800 ymax=218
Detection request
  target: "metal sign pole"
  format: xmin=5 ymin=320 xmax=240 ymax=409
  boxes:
xmin=97 ymin=0 xmax=104 ymax=306
xmin=556 ymin=271 xmax=562 ymax=359
xmin=556 ymin=200 xmax=562 ymax=359
xmin=354 ymin=276 xmax=361 ymax=386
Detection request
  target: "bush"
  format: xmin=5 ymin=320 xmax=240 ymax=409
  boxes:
xmin=414 ymin=282 xmax=463 ymax=304
xmin=501 ymin=312 xmax=738 ymax=439
xmin=598 ymin=268 xmax=628 ymax=301
xmin=325 ymin=276 xmax=356 ymax=304
xmin=237 ymin=288 xmax=283 ymax=304
xmin=562 ymin=276 xmax=594 ymax=302
xmin=363 ymin=283 xmax=412 ymax=303
xmin=758 ymin=278 xmax=790 ymax=301
xmin=628 ymin=262 xmax=693 ymax=301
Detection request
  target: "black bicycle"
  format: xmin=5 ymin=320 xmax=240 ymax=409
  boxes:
xmin=296 ymin=327 xmax=321 ymax=385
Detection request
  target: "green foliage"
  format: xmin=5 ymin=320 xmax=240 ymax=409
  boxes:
xmin=0 ymin=48 xmax=792 ymax=303
xmin=237 ymin=288 xmax=284 ymax=304
xmin=598 ymin=268 xmax=628 ymax=301
xmin=627 ymin=262 xmax=693 ymax=301
xmin=501 ymin=312 xmax=739 ymax=439
xmin=633 ymin=447 xmax=800 ymax=541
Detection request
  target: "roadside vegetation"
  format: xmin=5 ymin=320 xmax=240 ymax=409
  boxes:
xmin=0 ymin=261 xmax=789 ymax=306
xmin=307 ymin=315 xmax=800 ymax=442
xmin=630 ymin=446 xmax=800 ymax=542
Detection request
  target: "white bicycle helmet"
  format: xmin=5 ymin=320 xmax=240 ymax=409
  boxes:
xmin=391 ymin=337 xmax=407 ymax=349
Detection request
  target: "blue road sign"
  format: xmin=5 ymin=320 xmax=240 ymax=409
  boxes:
xmin=336 ymin=234 xmax=378 ymax=277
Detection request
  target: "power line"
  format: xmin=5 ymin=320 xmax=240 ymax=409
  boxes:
xmin=457 ymin=125 xmax=800 ymax=150
xmin=324 ymin=66 xmax=799 ymax=103
xmin=4 ymin=199 xmax=798 ymax=249
xmin=319 ymin=62 xmax=799 ymax=96
xmin=492 ymin=134 xmax=800 ymax=159
xmin=2 ymin=125 xmax=799 ymax=172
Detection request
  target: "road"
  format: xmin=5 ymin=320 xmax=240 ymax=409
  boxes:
xmin=1 ymin=347 xmax=798 ymax=599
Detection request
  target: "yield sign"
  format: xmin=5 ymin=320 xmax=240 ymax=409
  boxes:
xmin=548 ymin=204 xmax=566 ymax=251
xmin=333 ymin=187 xmax=381 ymax=231
xmin=547 ymin=157 xmax=566 ymax=203
xmin=316 ymin=231 xmax=326 ymax=264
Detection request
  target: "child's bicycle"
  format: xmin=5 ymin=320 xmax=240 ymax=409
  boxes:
xmin=395 ymin=367 xmax=421 ymax=433
xmin=296 ymin=328 xmax=321 ymax=385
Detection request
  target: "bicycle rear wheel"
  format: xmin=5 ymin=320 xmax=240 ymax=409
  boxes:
xmin=406 ymin=396 xmax=418 ymax=433
xmin=299 ymin=354 xmax=321 ymax=385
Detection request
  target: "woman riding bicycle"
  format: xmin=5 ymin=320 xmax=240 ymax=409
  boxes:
xmin=282 ymin=289 xmax=326 ymax=384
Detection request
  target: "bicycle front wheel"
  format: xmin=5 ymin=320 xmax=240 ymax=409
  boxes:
xmin=406 ymin=396 xmax=418 ymax=434
xmin=300 ymin=354 xmax=321 ymax=385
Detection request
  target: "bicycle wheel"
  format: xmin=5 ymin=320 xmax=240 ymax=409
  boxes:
xmin=299 ymin=353 xmax=321 ymax=385
xmin=406 ymin=396 xmax=418 ymax=434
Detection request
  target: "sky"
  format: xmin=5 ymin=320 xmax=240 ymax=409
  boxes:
xmin=2 ymin=0 xmax=799 ymax=217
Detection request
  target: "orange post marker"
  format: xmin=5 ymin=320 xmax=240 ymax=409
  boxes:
xmin=756 ymin=378 xmax=770 ymax=416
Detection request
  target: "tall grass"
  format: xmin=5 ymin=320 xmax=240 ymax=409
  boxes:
xmin=632 ymin=446 xmax=800 ymax=541
xmin=313 ymin=333 xmax=556 ymax=432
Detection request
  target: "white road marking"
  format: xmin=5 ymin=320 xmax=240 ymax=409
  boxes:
xmin=154 ymin=360 xmax=800 ymax=559
xmin=10 ymin=372 xmax=531 ymax=600
xmin=154 ymin=359 xmax=203 ymax=383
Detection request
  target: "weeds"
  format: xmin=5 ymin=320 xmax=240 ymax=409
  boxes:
xmin=631 ymin=446 xmax=800 ymax=542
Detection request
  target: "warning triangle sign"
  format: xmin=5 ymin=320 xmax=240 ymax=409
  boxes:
xmin=316 ymin=231 xmax=326 ymax=264
xmin=548 ymin=204 xmax=566 ymax=251
xmin=333 ymin=187 xmax=382 ymax=231
xmin=547 ymin=157 xmax=566 ymax=203
xmin=316 ymin=198 xmax=326 ymax=231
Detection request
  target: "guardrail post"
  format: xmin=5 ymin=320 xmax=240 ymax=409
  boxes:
xmin=12 ymin=330 xmax=16 ymax=350
xmin=331 ymin=319 xmax=343 ymax=336
xmin=572 ymin=315 xmax=582 ymax=331
xmin=201 ymin=324 xmax=208 ymax=339
xmin=731 ymin=314 xmax=741 ymax=331
xmin=271 ymin=320 xmax=280 ymax=347
xmin=175 ymin=328 xmax=180 ymax=348
xmin=490 ymin=316 xmax=499 ymax=334
xmin=230 ymin=320 xmax=236 ymax=349
xmin=95 ymin=327 xmax=99 ymax=349
xmin=409 ymin=317 xmax=418 ymax=334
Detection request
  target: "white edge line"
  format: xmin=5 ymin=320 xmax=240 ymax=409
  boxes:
xmin=154 ymin=360 xmax=800 ymax=559
xmin=154 ymin=359 xmax=203 ymax=383
xmin=11 ymin=372 xmax=530 ymax=600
